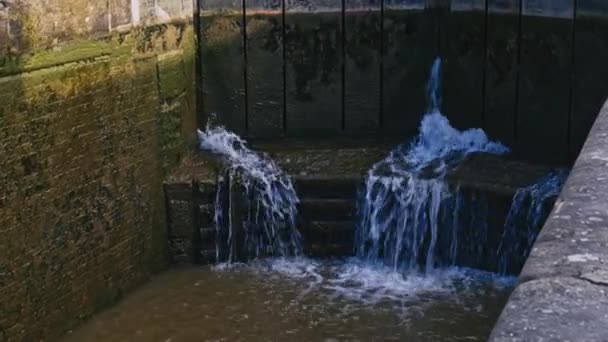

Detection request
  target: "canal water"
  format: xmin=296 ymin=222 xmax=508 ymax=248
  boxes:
xmin=62 ymin=258 xmax=514 ymax=342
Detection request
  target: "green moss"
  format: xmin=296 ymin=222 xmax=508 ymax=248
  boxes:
xmin=158 ymin=52 xmax=187 ymax=100
xmin=0 ymin=40 xmax=129 ymax=77
xmin=157 ymin=99 xmax=186 ymax=172
xmin=0 ymin=21 xmax=193 ymax=77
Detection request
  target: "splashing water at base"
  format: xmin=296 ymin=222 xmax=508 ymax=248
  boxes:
xmin=182 ymin=57 xmax=568 ymax=341
xmin=356 ymin=58 xmax=509 ymax=273
xmin=214 ymin=257 xmax=515 ymax=319
xmin=198 ymin=126 xmax=302 ymax=262
xmin=63 ymin=258 xmax=516 ymax=342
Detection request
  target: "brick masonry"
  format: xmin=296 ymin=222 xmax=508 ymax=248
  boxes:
xmin=0 ymin=2 xmax=197 ymax=340
xmin=164 ymin=154 xmax=218 ymax=265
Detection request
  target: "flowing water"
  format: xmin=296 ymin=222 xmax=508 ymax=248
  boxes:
xmin=356 ymin=58 xmax=510 ymax=272
xmin=63 ymin=58 xmax=567 ymax=341
xmin=62 ymin=259 xmax=515 ymax=342
xmin=497 ymin=169 xmax=569 ymax=274
xmin=198 ymin=125 xmax=302 ymax=262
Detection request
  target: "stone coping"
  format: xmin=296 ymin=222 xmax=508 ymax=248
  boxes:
xmin=489 ymin=98 xmax=608 ymax=341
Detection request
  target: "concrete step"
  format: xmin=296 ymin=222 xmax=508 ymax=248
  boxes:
xmin=299 ymin=198 xmax=355 ymax=221
xmin=305 ymin=243 xmax=354 ymax=257
xmin=300 ymin=221 xmax=355 ymax=257
xmin=448 ymin=153 xmax=557 ymax=196
xmin=293 ymin=175 xmax=361 ymax=200
xmin=300 ymin=220 xmax=355 ymax=244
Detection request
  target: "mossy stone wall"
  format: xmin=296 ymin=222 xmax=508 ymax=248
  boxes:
xmin=0 ymin=19 xmax=197 ymax=342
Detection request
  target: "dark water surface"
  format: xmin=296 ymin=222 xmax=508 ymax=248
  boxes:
xmin=62 ymin=258 xmax=514 ymax=342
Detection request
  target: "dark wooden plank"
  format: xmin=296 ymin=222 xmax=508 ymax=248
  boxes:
xmin=344 ymin=0 xmax=382 ymax=134
xmin=516 ymin=0 xmax=574 ymax=165
xmin=383 ymin=0 xmax=437 ymax=138
xmin=484 ymin=0 xmax=519 ymax=148
xmin=246 ymin=0 xmax=284 ymax=138
xmin=570 ymin=3 xmax=608 ymax=159
xmin=200 ymin=0 xmax=247 ymax=134
xmin=284 ymin=0 xmax=343 ymax=137
xmin=440 ymin=0 xmax=485 ymax=130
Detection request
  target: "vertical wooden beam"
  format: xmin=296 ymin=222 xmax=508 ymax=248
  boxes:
xmin=484 ymin=0 xmax=519 ymax=147
xmin=200 ymin=0 xmax=247 ymax=134
xmin=246 ymin=0 xmax=284 ymax=138
xmin=344 ymin=0 xmax=382 ymax=135
xmin=441 ymin=0 xmax=486 ymax=130
xmin=517 ymin=0 xmax=574 ymax=164
xmin=284 ymin=0 xmax=343 ymax=137
xmin=108 ymin=0 xmax=113 ymax=32
xmin=382 ymin=0 xmax=436 ymax=138
xmin=132 ymin=0 xmax=141 ymax=25
xmin=570 ymin=2 xmax=608 ymax=159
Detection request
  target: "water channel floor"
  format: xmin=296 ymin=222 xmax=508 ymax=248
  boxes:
xmin=62 ymin=258 xmax=514 ymax=341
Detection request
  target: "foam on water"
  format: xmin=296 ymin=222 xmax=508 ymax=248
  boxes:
xmin=198 ymin=126 xmax=302 ymax=262
xmin=214 ymin=257 xmax=516 ymax=313
xmin=205 ymin=57 xmax=566 ymax=310
xmin=356 ymin=58 xmax=509 ymax=273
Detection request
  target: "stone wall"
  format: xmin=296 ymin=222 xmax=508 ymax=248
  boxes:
xmin=489 ymin=98 xmax=608 ymax=341
xmin=0 ymin=1 xmax=197 ymax=340
xmin=164 ymin=154 xmax=218 ymax=264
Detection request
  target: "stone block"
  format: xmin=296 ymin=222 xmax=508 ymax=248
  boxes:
xmin=489 ymin=277 xmax=608 ymax=342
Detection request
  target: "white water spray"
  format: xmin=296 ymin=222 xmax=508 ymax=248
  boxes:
xmin=198 ymin=126 xmax=302 ymax=262
xmin=205 ymin=57 xmax=567 ymax=308
xmin=497 ymin=169 xmax=568 ymax=274
xmin=356 ymin=58 xmax=509 ymax=272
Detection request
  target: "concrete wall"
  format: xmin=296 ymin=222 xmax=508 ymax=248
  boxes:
xmin=0 ymin=1 xmax=196 ymax=341
xmin=199 ymin=0 xmax=608 ymax=165
xmin=489 ymin=98 xmax=608 ymax=342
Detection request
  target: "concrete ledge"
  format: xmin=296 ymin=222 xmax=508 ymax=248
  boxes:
xmin=489 ymin=98 xmax=608 ymax=341
xmin=490 ymin=277 xmax=608 ymax=342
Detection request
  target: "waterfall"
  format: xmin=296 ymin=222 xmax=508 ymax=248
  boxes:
xmin=497 ymin=169 xmax=568 ymax=274
xmin=198 ymin=126 xmax=302 ymax=262
xmin=356 ymin=58 xmax=510 ymax=273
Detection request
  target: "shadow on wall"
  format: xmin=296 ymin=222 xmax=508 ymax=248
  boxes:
xmin=0 ymin=1 xmax=197 ymax=341
xmin=198 ymin=0 xmax=608 ymax=166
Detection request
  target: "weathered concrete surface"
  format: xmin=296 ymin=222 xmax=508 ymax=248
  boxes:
xmin=246 ymin=10 xmax=284 ymax=138
xmin=344 ymin=5 xmax=381 ymax=134
xmin=490 ymin=277 xmax=608 ymax=342
xmin=382 ymin=7 xmax=436 ymax=138
xmin=448 ymin=153 xmax=555 ymax=196
xmin=441 ymin=3 xmax=485 ymax=130
xmin=484 ymin=1 xmax=518 ymax=147
xmin=284 ymin=9 xmax=343 ymax=137
xmin=516 ymin=12 xmax=573 ymax=165
xmin=197 ymin=6 xmax=608 ymax=166
xmin=200 ymin=11 xmax=247 ymax=135
xmin=489 ymin=99 xmax=608 ymax=341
